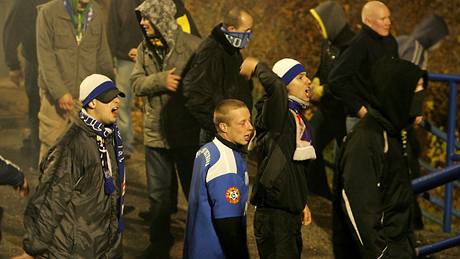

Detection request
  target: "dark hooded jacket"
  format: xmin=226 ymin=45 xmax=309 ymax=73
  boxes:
xmin=23 ymin=115 xmax=122 ymax=258
xmin=173 ymin=0 xmax=201 ymax=37
xmin=182 ymin=24 xmax=254 ymax=138
xmin=397 ymin=14 xmax=448 ymax=69
xmin=0 ymin=155 xmax=24 ymax=188
xmin=107 ymin=0 xmax=144 ymax=61
xmin=328 ymin=24 xmax=399 ymax=116
xmin=130 ymin=0 xmax=201 ymax=149
xmin=334 ymin=56 xmax=426 ymax=258
xmin=250 ymin=63 xmax=310 ymax=214
xmin=310 ymin=1 xmax=355 ymax=114
xmin=3 ymin=0 xmax=49 ymax=69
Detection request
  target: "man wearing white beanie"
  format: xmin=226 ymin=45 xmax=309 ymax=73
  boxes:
xmin=18 ymin=74 xmax=126 ymax=258
xmin=240 ymin=57 xmax=314 ymax=258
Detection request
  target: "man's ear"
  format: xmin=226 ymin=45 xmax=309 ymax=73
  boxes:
xmin=218 ymin=122 xmax=228 ymax=133
xmin=87 ymin=100 xmax=97 ymax=109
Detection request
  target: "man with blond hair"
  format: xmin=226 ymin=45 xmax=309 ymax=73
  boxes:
xmin=184 ymin=99 xmax=253 ymax=259
xmin=328 ymin=1 xmax=398 ymax=132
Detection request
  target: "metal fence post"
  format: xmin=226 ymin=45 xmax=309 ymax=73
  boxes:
xmin=443 ymin=80 xmax=458 ymax=232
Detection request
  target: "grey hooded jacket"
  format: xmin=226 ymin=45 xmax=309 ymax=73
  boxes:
xmin=131 ymin=0 xmax=201 ymax=148
xmin=397 ymin=14 xmax=448 ymax=69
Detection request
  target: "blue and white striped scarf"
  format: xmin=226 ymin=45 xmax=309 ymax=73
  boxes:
xmin=79 ymin=110 xmax=126 ymax=232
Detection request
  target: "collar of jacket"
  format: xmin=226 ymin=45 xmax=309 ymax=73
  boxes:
xmin=71 ymin=109 xmax=115 ymax=139
xmin=216 ymin=134 xmax=247 ymax=154
xmin=362 ymin=23 xmax=389 ymax=40
xmin=211 ymin=23 xmax=239 ymax=54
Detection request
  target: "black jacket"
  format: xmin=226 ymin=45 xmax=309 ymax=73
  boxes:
xmin=334 ymin=57 xmax=426 ymax=258
xmin=183 ymin=24 xmax=253 ymax=135
xmin=310 ymin=1 xmax=355 ymax=115
xmin=23 ymin=117 xmax=122 ymax=258
xmin=107 ymin=0 xmax=144 ymax=61
xmin=328 ymin=25 xmax=399 ymax=116
xmin=315 ymin=25 xmax=355 ymax=115
xmin=250 ymin=63 xmax=309 ymax=214
xmin=3 ymin=0 xmax=49 ymax=69
xmin=0 ymin=156 xmax=24 ymax=188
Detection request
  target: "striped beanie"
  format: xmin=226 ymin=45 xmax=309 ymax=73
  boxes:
xmin=79 ymin=74 xmax=125 ymax=106
xmin=272 ymin=58 xmax=306 ymax=86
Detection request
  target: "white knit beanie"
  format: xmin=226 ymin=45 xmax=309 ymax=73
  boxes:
xmin=79 ymin=74 xmax=125 ymax=106
xmin=272 ymin=58 xmax=306 ymax=86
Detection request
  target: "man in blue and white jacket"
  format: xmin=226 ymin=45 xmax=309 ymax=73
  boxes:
xmin=184 ymin=99 xmax=253 ymax=259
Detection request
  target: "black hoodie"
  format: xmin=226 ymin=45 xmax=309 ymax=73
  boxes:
xmin=334 ymin=56 xmax=426 ymax=258
xmin=182 ymin=24 xmax=253 ymax=139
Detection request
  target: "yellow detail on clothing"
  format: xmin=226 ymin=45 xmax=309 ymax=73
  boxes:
xmin=150 ymin=38 xmax=164 ymax=47
xmin=176 ymin=14 xmax=191 ymax=34
xmin=309 ymin=9 xmax=328 ymax=39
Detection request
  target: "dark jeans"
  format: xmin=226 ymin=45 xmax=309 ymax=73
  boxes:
xmin=24 ymin=60 xmax=40 ymax=163
xmin=170 ymin=146 xmax=198 ymax=212
xmin=307 ymin=108 xmax=346 ymax=200
xmin=254 ymin=207 xmax=303 ymax=259
xmin=144 ymin=146 xmax=196 ymax=250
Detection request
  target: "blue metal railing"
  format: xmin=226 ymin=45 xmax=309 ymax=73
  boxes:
xmin=425 ymin=73 xmax=460 ymax=233
xmin=409 ymin=72 xmax=460 ymax=256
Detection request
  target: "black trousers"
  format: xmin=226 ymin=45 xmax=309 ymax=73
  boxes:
xmin=254 ymin=207 xmax=303 ymax=259
xmin=170 ymin=146 xmax=198 ymax=213
xmin=307 ymin=108 xmax=346 ymax=200
xmin=24 ymin=60 xmax=40 ymax=165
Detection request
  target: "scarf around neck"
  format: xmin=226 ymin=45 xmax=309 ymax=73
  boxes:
xmin=288 ymin=96 xmax=316 ymax=161
xmin=79 ymin=110 xmax=126 ymax=232
xmin=64 ymin=0 xmax=93 ymax=45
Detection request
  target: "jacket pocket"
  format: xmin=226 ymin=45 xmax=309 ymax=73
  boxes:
xmin=54 ymin=31 xmax=75 ymax=49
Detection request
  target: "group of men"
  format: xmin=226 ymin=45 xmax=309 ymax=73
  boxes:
xmin=1 ymin=0 xmax=449 ymax=258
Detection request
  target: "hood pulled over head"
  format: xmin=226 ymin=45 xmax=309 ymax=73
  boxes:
xmin=370 ymin=56 xmax=427 ymax=131
xmin=135 ymin=0 xmax=178 ymax=49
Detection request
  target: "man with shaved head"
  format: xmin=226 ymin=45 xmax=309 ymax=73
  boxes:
xmin=183 ymin=7 xmax=254 ymax=145
xmin=328 ymin=1 xmax=402 ymax=258
xmin=328 ymin=1 xmax=398 ymax=131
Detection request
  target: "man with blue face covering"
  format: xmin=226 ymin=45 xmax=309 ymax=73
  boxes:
xmin=183 ymin=7 xmax=254 ymax=145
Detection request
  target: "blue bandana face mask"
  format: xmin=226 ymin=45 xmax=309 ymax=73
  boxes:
xmin=221 ymin=26 xmax=252 ymax=49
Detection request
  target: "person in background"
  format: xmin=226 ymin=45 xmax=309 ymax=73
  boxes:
xmin=36 ymin=0 xmax=114 ymax=161
xmin=107 ymin=0 xmax=144 ymax=158
xmin=397 ymin=14 xmax=449 ymax=70
xmin=183 ymin=6 xmax=254 ymax=145
xmin=130 ymin=0 xmax=201 ymax=257
xmin=307 ymin=0 xmax=355 ymax=200
xmin=184 ymin=99 xmax=252 ymax=259
xmin=396 ymin=14 xmax=449 ymax=230
xmin=328 ymin=1 xmax=398 ymax=133
xmin=3 ymin=0 xmax=50 ymax=166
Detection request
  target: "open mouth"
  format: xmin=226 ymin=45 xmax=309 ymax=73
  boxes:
xmin=111 ymin=107 xmax=119 ymax=115
xmin=244 ymin=133 xmax=252 ymax=141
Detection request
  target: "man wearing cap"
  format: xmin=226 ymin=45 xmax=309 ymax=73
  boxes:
xmin=18 ymin=74 xmax=125 ymax=258
xmin=36 ymin=0 xmax=113 ymax=162
xmin=240 ymin=57 xmax=313 ymax=258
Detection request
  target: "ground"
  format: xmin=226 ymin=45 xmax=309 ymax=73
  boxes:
xmin=0 ymin=77 xmax=459 ymax=258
